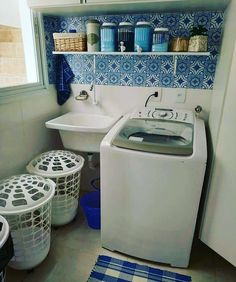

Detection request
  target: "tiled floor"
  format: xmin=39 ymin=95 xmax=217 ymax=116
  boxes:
xmin=7 ymin=211 xmax=236 ymax=282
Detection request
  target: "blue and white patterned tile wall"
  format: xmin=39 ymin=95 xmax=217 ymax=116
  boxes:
xmin=44 ymin=11 xmax=224 ymax=89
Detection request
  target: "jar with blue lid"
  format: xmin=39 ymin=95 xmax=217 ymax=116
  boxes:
xmin=134 ymin=21 xmax=152 ymax=52
xmin=152 ymin=28 xmax=169 ymax=52
xmin=101 ymin=22 xmax=117 ymax=52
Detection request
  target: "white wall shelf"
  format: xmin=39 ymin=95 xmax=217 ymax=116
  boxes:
xmin=52 ymin=51 xmax=210 ymax=75
xmin=52 ymin=51 xmax=210 ymax=56
xmin=28 ymin=0 xmax=230 ymax=16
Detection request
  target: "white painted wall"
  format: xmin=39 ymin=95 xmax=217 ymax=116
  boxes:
xmin=0 ymin=88 xmax=62 ymax=179
xmin=208 ymin=0 xmax=236 ymax=151
xmin=0 ymin=0 xmax=21 ymax=28
xmin=62 ymin=85 xmax=212 ymax=122
xmin=199 ymin=0 xmax=236 ymax=266
xmin=200 ymin=42 xmax=236 ymax=267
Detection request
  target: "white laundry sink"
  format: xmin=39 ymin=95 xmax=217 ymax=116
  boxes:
xmin=46 ymin=112 xmax=120 ymax=152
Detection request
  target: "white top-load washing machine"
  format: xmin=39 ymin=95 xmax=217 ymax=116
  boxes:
xmin=100 ymin=107 xmax=207 ymax=268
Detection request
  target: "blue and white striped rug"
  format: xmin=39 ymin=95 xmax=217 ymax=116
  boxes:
xmin=88 ymin=255 xmax=192 ymax=282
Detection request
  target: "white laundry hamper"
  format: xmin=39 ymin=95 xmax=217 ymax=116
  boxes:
xmin=0 ymin=216 xmax=14 ymax=281
xmin=27 ymin=150 xmax=84 ymax=226
xmin=0 ymin=270 xmax=5 ymax=282
xmin=0 ymin=174 xmax=55 ymax=270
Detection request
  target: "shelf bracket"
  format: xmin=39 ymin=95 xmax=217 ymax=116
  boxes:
xmin=173 ymin=56 xmax=178 ymax=75
xmin=91 ymin=55 xmax=98 ymax=105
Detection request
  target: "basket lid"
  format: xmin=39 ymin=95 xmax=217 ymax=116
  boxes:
xmin=0 ymin=174 xmax=55 ymax=215
xmin=0 ymin=216 xmax=10 ymax=247
xmin=27 ymin=150 xmax=84 ymax=177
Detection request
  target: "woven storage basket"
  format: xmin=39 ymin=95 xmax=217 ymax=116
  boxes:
xmin=53 ymin=32 xmax=87 ymax=51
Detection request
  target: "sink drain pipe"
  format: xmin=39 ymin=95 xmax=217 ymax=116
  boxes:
xmin=87 ymin=153 xmax=99 ymax=170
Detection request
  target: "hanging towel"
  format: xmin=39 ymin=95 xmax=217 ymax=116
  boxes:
xmin=55 ymin=55 xmax=75 ymax=105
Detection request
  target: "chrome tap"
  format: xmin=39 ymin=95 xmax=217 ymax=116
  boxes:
xmin=75 ymin=90 xmax=89 ymax=101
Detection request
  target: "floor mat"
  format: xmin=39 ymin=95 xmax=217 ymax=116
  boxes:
xmin=88 ymin=255 xmax=192 ymax=282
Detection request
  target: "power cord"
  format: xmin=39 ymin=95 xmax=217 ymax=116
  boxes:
xmin=144 ymin=91 xmax=159 ymax=107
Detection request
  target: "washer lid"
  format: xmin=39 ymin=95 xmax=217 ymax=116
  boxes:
xmin=27 ymin=150 xmax=84 ymax=177
xmin=112 ymin=119 xmax=193 ymax=156
xmin=0 ymin=174 xmax=55 ymax=215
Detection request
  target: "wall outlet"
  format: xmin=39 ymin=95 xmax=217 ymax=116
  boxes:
xmin=149 ymin=90 xmax=162 ymax=103
xmin=176 ymin=91 xmax=186 ymax=103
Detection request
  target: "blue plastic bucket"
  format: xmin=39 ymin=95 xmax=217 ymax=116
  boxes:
xmin=80 ymin=191 xmax=100 ymax=229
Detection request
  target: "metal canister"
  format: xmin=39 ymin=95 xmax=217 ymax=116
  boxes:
xmin=118 ymin=22 xmax=134 ymax=52
xmin=101 ymin=22 xmax=117 ymax=52
xmin=134 ymin=21 xmax=152 ymax=52
xmin=170 ymin=37 xmax=189 ymax=52
xmin=86 ymin=19 xmax=100 ymax=52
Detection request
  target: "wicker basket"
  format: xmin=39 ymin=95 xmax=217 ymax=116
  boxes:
xmin=53 ymin=32 xmax=87 ymax=51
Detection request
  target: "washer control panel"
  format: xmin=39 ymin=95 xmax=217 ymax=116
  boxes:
xmin=130 ymin=108 xmax=194 ymax=124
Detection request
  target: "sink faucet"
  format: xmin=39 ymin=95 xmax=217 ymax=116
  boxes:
xmin=75 ymin=90 xmax=89 ymax=101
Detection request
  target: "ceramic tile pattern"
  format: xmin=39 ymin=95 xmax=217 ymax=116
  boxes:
xmin=6 ymin=209 xmax=236 ymax=282
xmin=44 ymin=11 xmax=224 ymax=89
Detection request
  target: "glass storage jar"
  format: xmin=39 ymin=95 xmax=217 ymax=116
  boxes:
xmin=118 ymin=22 xmax=134 ymax=52
xmin=152 ymin=28 xmax=169 ymax=52
xmin=170 ymin=37 xmax=189 ymax=52
xmin=101 ymin=22 xmax=117 ymax=52
xmin=86 ymin=19 xmax=100 ymax=52
xmin=134 ymin=21 xmax=152 ymax=52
